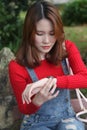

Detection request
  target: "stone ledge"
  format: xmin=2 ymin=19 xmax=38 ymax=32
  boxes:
xmin=71 ymin=98 xmax=87 ymax=113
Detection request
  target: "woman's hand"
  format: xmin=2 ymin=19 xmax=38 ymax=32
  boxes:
xmin=22 ymin=78 xmax=49 ymax=104
xmin=32 ymin=77 xmax=59 ymax=106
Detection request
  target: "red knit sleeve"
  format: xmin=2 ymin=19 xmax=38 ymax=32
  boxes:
xmin=8 ymin=60 xmax=40 ymax=114
xmin=57 ymin=40 xmax=87 ymax=89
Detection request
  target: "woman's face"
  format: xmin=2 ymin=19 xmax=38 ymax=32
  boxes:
xmin=35 ymin=18 xmax=56 ymax=60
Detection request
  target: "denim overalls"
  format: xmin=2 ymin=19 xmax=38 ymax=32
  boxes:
xmin=20 ymin=60 xmax=85 ymax=130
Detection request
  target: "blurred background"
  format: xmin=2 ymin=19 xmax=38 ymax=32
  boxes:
xmin=0 ymin=0 xmax=87 ymax=58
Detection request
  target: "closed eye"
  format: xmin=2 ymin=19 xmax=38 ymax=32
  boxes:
xmin=50 ymin=31 xmax=55 ymax=35
xmin=36 ymin=31 xmax=44 ymax=36
xmin=36 ymin=31 xmax=55 ymax=36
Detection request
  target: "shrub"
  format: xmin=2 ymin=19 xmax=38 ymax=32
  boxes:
xmin=0 ymin=1 xmax=23 ymax=51
xmin=62 ymin=0 xmax=87 ymax=26
xmin=0 ymin=0 xmax=37 ymax=52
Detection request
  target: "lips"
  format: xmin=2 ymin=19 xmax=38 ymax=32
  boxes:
xmin=42 ymin=46 xmax=51 ymax=49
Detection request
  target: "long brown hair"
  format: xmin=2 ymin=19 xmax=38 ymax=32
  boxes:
xmin=16 ymin=0 xmax=67 ymax=68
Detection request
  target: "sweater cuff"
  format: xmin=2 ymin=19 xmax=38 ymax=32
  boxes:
xmin=56 ymin=76 xmax=68 ymax=88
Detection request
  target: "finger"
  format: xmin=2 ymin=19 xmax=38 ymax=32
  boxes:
xmin=23 ymin=85 xmax=32 ymax=102
xmin=22 ymin=94 xmax=25 ymax=104
xmin=52 ymin=90 xmax=59 ymax=97
xmin=25 ymin=95 xmax=30 ymax=104
xmin=49 ymin=90 xmax=59 ymax=100
xmin=36 ymin=78 xmax=48 ymax=86
xmin=49 ymin=84 xmax=57 ymax=95
xmin=42 ymin=77 xmax=53 ymax=90
xmin=22 ymin=93 xmax=30 ymax=104
xmin=30 ymin=87 xmax=42 ymax=95
xmin=28 ymin=87 xmax=42 ymax=102
xmin=43 ymin=78 xmax=56 ymax=93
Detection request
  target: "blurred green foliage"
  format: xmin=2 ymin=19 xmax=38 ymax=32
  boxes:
xmin=0 ymin=0 xmax=38 ymax=52
xmin=64 ymin=25 xmax=87 ymax=65
xmin=0 ymin=0 xmax=87 ymax=57
xmin=62 ymin=0 xmax=87 ymax=26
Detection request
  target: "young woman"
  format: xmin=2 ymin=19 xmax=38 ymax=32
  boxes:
xmin=9 ymin=1 xmax=87 ymax=130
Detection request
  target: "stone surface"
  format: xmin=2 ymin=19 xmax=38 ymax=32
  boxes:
xmin=0 ymin=47 xmax=17 ymax=129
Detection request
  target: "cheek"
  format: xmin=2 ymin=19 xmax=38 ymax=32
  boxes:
xmin=34 ymin=37 xmax=41 ymax=49
xmin=35 ymin=36 xmax=42 ymax=44
xmin=51 ymin=36 xmax=56 ymax=43
xmin=52 ymin=39 xmax=56 ymax=45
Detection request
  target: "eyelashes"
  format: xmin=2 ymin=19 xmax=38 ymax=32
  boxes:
xmin=36 ymin=32 xmax=55 ymax=36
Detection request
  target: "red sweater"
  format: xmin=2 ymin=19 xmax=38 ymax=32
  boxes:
xmin=8 ymin=40 xmax=87 ymax=115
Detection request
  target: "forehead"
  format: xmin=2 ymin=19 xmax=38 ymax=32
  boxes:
xmin=36 ymin=18 xmax=54 ymax=31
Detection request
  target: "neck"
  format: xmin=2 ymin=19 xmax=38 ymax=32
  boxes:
xmin=40 ymin=54 xmax=45 ymax=60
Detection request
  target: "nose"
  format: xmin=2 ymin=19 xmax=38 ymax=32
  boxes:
xmin=43 ymin=35 xmax=50 ymax=44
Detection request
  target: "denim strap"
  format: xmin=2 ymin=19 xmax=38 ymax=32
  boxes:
xmin=61 ymin=59 xmax=69 ymax=75
xmin=26 ymin=67 xmax=38 ymax=82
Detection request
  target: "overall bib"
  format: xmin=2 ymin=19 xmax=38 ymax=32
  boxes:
xmin=20 ymin=60 xmax=85 ymax=130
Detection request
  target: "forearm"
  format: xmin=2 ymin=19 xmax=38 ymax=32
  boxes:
xmin=56 ymin=73 xmax=87 ymax=89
